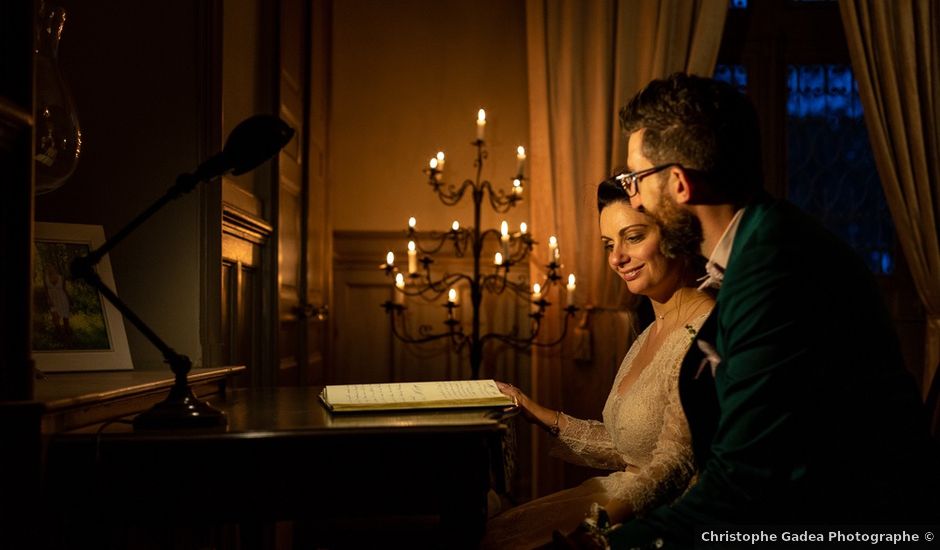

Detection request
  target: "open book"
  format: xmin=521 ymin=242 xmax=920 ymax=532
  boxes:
xmin=319 ymin=379 xmax=514 ymax=413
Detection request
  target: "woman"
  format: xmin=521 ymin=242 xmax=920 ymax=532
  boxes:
xmin=483 ymin=176 xmax=714 ymax=549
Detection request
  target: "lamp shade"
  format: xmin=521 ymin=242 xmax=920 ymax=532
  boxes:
xmin=226 ymin=115 xmax=295 ymax=175
xmin=192 ymin=115 xmax=295 ymax=181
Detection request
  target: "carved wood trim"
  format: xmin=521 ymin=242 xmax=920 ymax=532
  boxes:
xmin=222 ymin=203 xmax=273 ymax=246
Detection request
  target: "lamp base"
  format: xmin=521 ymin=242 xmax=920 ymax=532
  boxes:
xmin=133 ymin=383 xmax=227 ymax=431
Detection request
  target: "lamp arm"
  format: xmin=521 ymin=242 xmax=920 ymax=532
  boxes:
xmin=69 ymin=168 xmax=210 ymax=377
xmin=84 ymin=171 xmax=204 ymax=265
xmin=70 ymin=256 xmax=192 ymax=379
xmin=59 ymin=115 xmax=294 ymax=430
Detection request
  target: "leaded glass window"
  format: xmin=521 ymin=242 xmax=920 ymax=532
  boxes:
xmin=786 ymin=65 xmax=895 ymax=275
xmin=714 ymin=63 xmax=895 ymax=275
xmin=714 ymin=64 xmax=747 ymax=93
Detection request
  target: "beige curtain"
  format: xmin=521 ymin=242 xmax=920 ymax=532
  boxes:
xmin=839 ymin=0 xmax=940 ymax=409
xmin=524 ymin=0 xmax=727 ymax=497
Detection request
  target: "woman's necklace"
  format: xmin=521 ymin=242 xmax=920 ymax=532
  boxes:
xmin=655 ymin=288 xmax=709 ymax=323
xmin=656 ymin=306 xmax=677 ymax=321
xmin=654 ymin=288 xmax=683 ymax=322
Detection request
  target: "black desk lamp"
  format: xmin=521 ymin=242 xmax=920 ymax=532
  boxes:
xmin=70 ymin=115 xmax=294 ymax=430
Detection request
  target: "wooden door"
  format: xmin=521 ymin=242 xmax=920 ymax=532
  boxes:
xmin=276 ymin=0 xmax=331 ymax=386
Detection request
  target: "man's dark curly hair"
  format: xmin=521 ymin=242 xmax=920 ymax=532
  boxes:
xmin=619 ymin=72 xmax=764 ymax=205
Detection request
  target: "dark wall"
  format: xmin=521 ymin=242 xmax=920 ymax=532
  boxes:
xmin=35 ymin=0 xmax=207 ymax=370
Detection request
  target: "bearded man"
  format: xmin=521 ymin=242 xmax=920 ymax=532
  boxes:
xmin=578 ymin=73 xmax=939 ymax=550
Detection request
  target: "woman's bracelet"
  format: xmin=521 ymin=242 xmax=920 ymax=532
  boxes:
xmin=548 ymin=410 xmax=561 ymax=436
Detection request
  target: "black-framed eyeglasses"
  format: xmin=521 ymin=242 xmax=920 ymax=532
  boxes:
xmin=614 ymin=163 xmax=682 ymax=197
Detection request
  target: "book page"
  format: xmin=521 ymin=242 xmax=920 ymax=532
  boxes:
xmin=324 ymin=379 xmax=505 ymax=406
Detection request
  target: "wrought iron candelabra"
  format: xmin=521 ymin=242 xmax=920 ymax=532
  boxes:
xmin=381 ymin=115 xmax=578 ymax=380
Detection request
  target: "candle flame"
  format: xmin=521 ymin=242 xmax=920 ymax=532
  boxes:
xmin=520 ymin=222 xmax=527 ymax=234
xmin=516 ymin=146 xmax=526 ymax=157
xmin=395 ymin=273 xmax=405 ymax=288
xmin=513 ymin=178 xmax=522 ymax=189
xmin=448 ymin=288 xmax=458 ymax=303
xmin=386 ymin=251 xmax=394 ymax=265
xmin=436 ymin=151 xmax=445 ymax=162
xmin=408 ymin=216 xmax=416 ymax=228
xmin=568 ymin=273 xmax=576 ymax=286
xmin=533 ymin=283 xmax=542 ymax=296
xmin=452 ymin=220 xmax=460 ymax=231
xmin=500 ymin=220 xmax=509 ymax=237
xmin=495 ymin=252 xmax=503 ymax=265
xmin=408 ymin=240 xmax=416 ymax=252
xmin=477 ymin=108 xmax=486 ymax=123
xmin=429 ymin=157 xmax=438 ymax=169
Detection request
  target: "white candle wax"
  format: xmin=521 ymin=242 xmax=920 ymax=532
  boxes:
xmin=566 ymin=274 xmax=576 ymax=306
xmin=407 ymin=240 xmax=418 ymax=274
xmin=394 ymin=273 xmax=405 ymax=304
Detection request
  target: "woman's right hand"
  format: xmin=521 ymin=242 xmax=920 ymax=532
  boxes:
xmin=495 ymin=381 xmax=557 ymax=430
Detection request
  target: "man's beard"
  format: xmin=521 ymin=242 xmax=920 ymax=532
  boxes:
xmin=652 ymin=191 xmax=704 ymax=260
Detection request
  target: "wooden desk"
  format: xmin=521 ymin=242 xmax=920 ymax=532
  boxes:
xmin=36 ymin=366 xmax=245 ymax=433
xmin=45 ymin=386 xmax=514 ymax=548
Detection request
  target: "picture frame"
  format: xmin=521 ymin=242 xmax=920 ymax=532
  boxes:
xmin=33 ymin=222 xmax=133 ymax=372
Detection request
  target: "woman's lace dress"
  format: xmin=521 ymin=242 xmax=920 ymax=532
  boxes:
xmin=483 ymin=313 xmax=708 ymax=549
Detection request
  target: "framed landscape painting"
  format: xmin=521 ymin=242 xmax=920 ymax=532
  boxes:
xmin=33 ymin=222 xmax=133 ymax=372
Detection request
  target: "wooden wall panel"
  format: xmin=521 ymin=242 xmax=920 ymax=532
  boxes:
xmin=221 ymin=196 xmax=270 ymax=386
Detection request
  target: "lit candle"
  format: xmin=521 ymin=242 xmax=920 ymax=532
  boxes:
xmin=532 ymin=283 xmax=542 ymax=299
xmin=429 ymin=157 xmax=440 ymax=181
xmin=448 ymin=288 xmax=458 ymax=305
xmin=500 ymin=220 xmax=510 ymax=255
xmin=494 ymin=252 xmax=503 ymax=266
xmin=476 ymin=108 xmax=486 ymax=141
xmin=515 ymin=146 xmax=526 ymax=176
xmin=407 ymin=240 xmax=418 ymax=274
xmin=386 ymin=251 xmax=395 ymax=267
xmin=436 ymin=151 xmax=445 ymax=169
xmin=408 ymin=216 xmax=416 ymax=230
xmin=394 ymin=273 xmax=405 ymax=304
xmin=548 ymin=235 xmax=559 ymax=262
xmin=452 ymin=220 xmax=460 ymax=232
xmin=566 ymin=273 xmax=576 ymax=306
xmin=520 ymin=222 xmax=527 ymax=235
xmin=512 ymin=178 xmax=523 ymax=197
